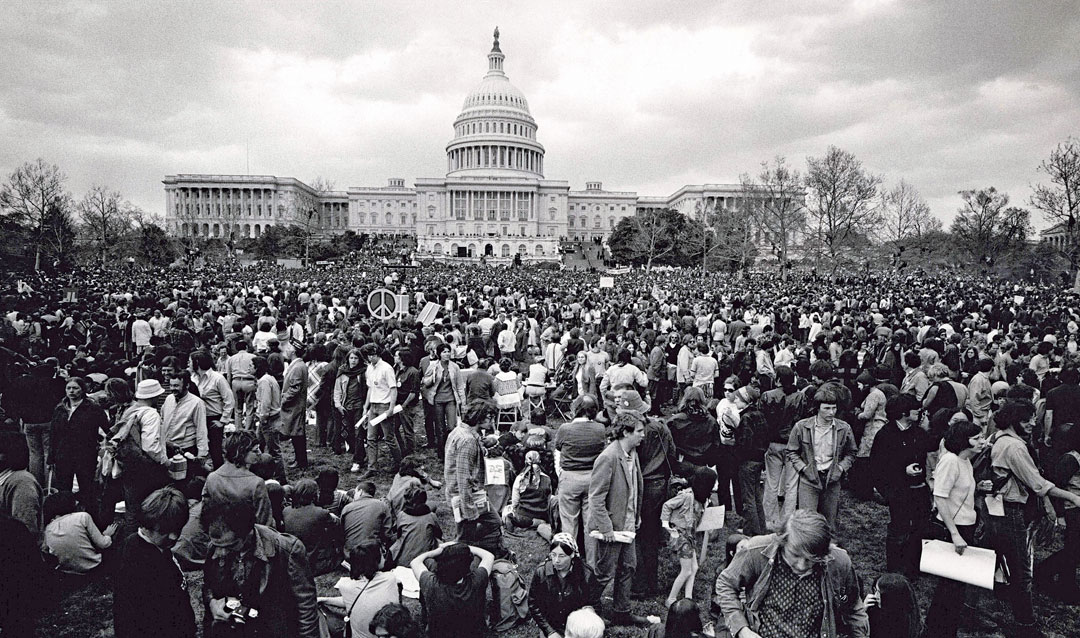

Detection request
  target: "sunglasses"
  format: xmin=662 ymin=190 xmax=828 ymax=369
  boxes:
xmin=724 ymin=386 xmax=736 ymax=392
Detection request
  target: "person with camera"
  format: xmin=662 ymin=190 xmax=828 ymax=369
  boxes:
xmin=201 ymin=497 xmax=320 ymax=638
xmin=868 ymin=392 xmax=937 ymax=579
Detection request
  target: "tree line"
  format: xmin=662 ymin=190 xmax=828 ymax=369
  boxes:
xmin=608 ymin=137 xmax=1079 ymax=283
xmin=0 ymin=159 xmax=176 ymax=271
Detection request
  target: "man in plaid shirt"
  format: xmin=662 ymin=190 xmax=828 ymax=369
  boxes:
xmin=444 ymin=398 xmax=495 ymax=542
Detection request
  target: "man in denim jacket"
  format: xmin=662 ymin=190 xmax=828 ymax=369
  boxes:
xmin=713 ymin=510 xmax=868 ymax=638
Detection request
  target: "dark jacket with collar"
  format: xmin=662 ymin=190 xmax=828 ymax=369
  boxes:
xmin=527 ymin=557 xmax=602 ymax=636
xmin=785 ymin=416 xmax=858 ymax=487
xmin=203 ymin=524 xmax=320 ymax=638
xmin=713 ymin=533 xmax=869 ymax=638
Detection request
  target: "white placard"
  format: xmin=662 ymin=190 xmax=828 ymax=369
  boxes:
xmin=919 ymin=539 xmax=996 ymax=590
xmin=696 ymin=506 xmax=726 ymax=532
xmin=599 ymin=276 xmax=615 ymax=288
xmin=485 ymin=457 xmax=507 ymax=485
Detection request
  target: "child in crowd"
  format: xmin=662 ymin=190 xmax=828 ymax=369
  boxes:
xmin=661 ymin=467 xmax=717 ymax=608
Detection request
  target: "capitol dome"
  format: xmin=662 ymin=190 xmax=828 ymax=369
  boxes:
xmin=446 ymin=28 xmax=546 ymax=178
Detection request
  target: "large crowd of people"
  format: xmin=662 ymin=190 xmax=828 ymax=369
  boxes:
xmin=2 ymin=252 xmax=1080 ymax=638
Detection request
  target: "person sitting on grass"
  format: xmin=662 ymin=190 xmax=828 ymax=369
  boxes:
xmin=863 ymin=573 xmax=922 ymax=638
xmin=43 ymin=489 xmax=119 ymax=575
xmin=564 ymin=607 xmax=606 ymax=638
xmin=392 ymin=486 xmax=442 ymax=567
xmin=527 ymin=532 xmax=601 ymax=638
xmin=410 ymin=542 xmax=494 ymax=638
xmin=650 ymin=598 xmax=715 ymax=638
xmin=318 ymin=540 xmax=400 ymax=638
xmin=385 ymin=454 xmax=441 ymax=519
xmin=661 ymin=466 xmax=717 ymax=608
xmin=113 ymin=486 xmax=195 ymax=638
xmin=504 ymin=450 xmax=556 ymax=541
xmin=367 ymin=603 xmax=421 ymax=638
xmin=315 ymin=466 xmax=352 ymax=519
xmin=282 ymin=478 xmax=342 ymax=575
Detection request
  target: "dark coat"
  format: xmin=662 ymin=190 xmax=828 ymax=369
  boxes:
xmin=50 ymin=398 xmax=109 ymax=467
xmin=279 ymin=359 xmax=308 ymax=437
xmin=113 ymin=532 xmax=197 ymax=638
xmin=203 ymin=524 xmax=320 ymax=638
xmin=527 ymin=557 xmax=602 ymax=635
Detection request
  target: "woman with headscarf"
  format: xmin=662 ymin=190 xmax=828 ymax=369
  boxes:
xmin=504 ymin=449 xmax=555 ymax=538
xmin=527 ymin=532 xmax=602 ymax=638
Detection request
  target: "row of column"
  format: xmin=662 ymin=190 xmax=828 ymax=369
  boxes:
xmin=448 ymin=145 xmax=543 ymax=173
xmin=170 ymin=187 xmax=280 ymax=220
xmin=450 ymin=190 xmax=534 ymax=222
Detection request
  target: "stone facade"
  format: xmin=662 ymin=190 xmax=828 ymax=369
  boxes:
xmin=163 ymin=29 xmax=789 ymax=262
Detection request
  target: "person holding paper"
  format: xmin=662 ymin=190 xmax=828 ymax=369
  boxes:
xmin=924 ymin=419 xmax=984 ymax=638
xmin=869 ymin=393 xmax=936 ymax=578
xmin=712 ymin=510 xmax=868 ymax=638
xmin=444 ymin=399 xmax=492 ymax=542
xmin=983 ymin=399 xmax=1080 ymax=637
xmin=587 ymin=411 xmax=647 ymax=627
xmin=660 ymin=466 xmax=717 ymax=608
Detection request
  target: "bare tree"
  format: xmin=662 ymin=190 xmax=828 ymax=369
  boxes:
xmin=879 ymin=179 xmax=941 ymax=243
xmin=78 ymin=185 xmax=128 ymax=265
xmin=0 ymin=158 xmax=72 ymax=270
xmin=1030 ymin=137 xmax=1080 ymax=277
xmin=741 ymin=156 xmax=806 ymax=281
xmin=950 ymin=187 xmax=1032 ymax=269
xmin=632 ymin=208 xmax=678 ymax=271
xmin=805 ymin=146 xmax=882 ymax=271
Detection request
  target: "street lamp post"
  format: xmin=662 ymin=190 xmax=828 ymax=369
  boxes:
xmin=304 ymin=206 xmax=316 ymax=266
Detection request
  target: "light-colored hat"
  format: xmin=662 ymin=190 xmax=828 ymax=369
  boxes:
xmin=135 ymin=379 xmax=165 ymax=400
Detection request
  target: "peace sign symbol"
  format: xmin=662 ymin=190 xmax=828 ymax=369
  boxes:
xmin=367 ymin=288 xmax=398 ymax=320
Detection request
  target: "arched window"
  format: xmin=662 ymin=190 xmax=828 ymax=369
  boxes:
xmin=518 ymin=244 xmax=527 ymax=254
xmin=202 ymin=223 xmax=209 ymax=236
xmin=181 ymin=223 xmax=189 ymax=236
xmin=450 ymin=243 xmax=459 ymax=256
xmin=568 ymin=217 xmax=575 ymax=228
xmin=212 ymin=223 xmax=220 ymax=237
xmin=400 ymin=214 xmax=407 ymax=225
xmin=370 ymin=212 xmax=377 ymax=224
xmin=243 ymin=223 xmax=251 ymax=237
xmin=433 ymin=243 xmax=443 ymax=255
xmin=594 ymin=216 xmax=601 ymax=228
xmin=385 ymin=212 xmax=392 ymax=225
xmin=535 ymin=244 xmax=545 ymax=255
xmin=501 ymin=244 xmax=511 ymax=257
xmin=254 ymin=224 xmax=261 ymax=237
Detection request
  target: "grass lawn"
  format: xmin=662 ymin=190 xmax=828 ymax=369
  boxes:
xmin=35 ymin=417 xmax=1080 ymax=638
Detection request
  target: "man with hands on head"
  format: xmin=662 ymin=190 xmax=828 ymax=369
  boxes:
xmin=410 ymin=541 xmax=494 ymax=638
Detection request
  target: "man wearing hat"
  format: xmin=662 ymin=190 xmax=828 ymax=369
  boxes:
xmin=410 ymin=542 xmax=494 ymax=638
xmin=104 ymin=380 xmax=170 ymax=520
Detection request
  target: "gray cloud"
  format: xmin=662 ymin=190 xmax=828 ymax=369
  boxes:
xmin=1 ymin=0 xmax=1076 ymax=231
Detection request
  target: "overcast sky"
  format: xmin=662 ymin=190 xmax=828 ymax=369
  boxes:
xmin=2 ymin=1 xmax=1077 ymax=229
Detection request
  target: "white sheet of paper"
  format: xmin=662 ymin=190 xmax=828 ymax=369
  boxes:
xmin=393 ymin=566 xmax=420 ymax=599
xmin=919 ymin=539 xmax=996 ymax=590
xmin=696 ymin=506 xmax=726 ymax=532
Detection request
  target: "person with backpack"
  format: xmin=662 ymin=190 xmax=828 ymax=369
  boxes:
xmin=981 ymin=399 xmax=1080 ymax=637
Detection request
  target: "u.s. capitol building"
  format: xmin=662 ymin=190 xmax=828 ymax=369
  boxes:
xmin=164 ymin=29 xmax=761 ymax=263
